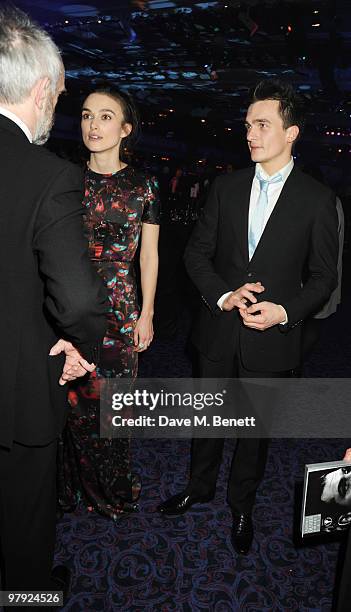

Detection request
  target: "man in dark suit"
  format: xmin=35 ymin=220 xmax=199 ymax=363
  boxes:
xmin=0 ymin=6 xmax=107 ymax=599
xmin=158 ymin=79 xmax=339 ymax=554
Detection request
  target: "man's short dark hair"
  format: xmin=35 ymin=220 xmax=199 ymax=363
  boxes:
xmin=248 ymin=79 xmax=306 ymax=132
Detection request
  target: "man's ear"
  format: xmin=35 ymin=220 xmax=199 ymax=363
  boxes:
xmin=32 ymin=77 xmax=51 ymax=111
xmin=286 ymin=125 xmax=299 ymax=144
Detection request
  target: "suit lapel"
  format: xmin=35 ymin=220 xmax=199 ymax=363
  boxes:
xmin=232 ymin=168 xmax=255 ymax=263
xmin=249 ymin=165 xmax=301 ymax=263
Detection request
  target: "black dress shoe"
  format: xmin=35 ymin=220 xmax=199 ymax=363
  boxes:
xmin=51 ymin=565 xmax=71 ymax=605
xmin=231 ymin=513 xmax=253 ymax=555
xmin=157 ymin=491 xmax=213 ymax=515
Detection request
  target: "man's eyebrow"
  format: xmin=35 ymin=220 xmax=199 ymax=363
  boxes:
xmin=245 ymin=118 xmax=272 ymax=125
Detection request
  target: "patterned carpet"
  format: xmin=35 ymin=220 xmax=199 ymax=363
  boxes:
xmin=56 ymin=435 xmax=347 ymax=612
xmin=55 ymin=228 xmax=351 ymax=611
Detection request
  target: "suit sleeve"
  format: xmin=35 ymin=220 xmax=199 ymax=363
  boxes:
xmin=33 ymin=163 xmax=108 ymax=362
xmin=282 ymin=192 xmax=339 ymax=327
xmin=183 ymin=177 xmax=231 ymax=312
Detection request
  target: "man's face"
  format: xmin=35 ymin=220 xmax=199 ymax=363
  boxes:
xmin=321 ymin=467 xmax=351 ymax=506
xmin=245 ymin=99 xmax=297 ymax=170
xmin=33 ymin=71 xmax=65 ymax=145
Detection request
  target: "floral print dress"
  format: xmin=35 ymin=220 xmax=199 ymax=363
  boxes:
xmin=58 ymin=166 xmax=160 ymax=519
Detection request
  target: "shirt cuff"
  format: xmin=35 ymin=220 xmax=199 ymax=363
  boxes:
xmin=217 ymin=291 xmax=233 ymax=310
xmin=279 ymin=305 xmax=288 ymax=325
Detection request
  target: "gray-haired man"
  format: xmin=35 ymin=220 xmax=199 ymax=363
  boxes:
xmin=0 ymin=6 xmax=107 ymax=601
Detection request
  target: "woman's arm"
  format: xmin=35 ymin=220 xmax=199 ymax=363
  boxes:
xmin=133 ymin=222 xmax=160 ymax=352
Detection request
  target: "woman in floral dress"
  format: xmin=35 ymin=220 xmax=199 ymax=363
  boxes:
xmin=58 ymin=88 xmax=160 ymax=518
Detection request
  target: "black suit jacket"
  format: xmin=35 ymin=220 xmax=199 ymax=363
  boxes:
xmin=0 ymin=115 xmax=108 ymax=448
xmin=184 ymin=166 xmax=338 ymax=372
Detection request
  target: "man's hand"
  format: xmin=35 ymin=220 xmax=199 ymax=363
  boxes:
xmin=239 ymin=301 xmax=286 ymax=331
xmin=49 ymin=339 xmax=96 ymax=386
xmin=222 ymin=282 xmax=265 ymax=312
xmin=343 ymin=449 xmax=351 ymax=462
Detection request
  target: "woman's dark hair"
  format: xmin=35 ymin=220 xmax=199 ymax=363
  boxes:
xmin=248 ymin=79 xmax=306 ymax=134
xmin=84 ymin=87 xmax=140 ymax=159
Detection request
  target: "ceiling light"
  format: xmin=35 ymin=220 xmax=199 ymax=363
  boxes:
xmin=60 ymin=4 xmax=98 ymax=17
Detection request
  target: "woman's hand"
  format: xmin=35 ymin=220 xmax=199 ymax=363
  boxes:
xmin=133 ymin=313 xmax=154 ymax=352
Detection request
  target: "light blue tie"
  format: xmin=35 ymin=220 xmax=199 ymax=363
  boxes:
xmin=248 ymin=173 xmax=282 ymax=260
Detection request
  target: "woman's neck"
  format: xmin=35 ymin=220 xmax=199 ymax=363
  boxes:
xmin=88 ymin=151 xmax=126 ymax=174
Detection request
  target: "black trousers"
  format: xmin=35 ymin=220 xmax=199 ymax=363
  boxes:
xmin=0 ymin=440 xmax=57 ymax=592
xmin=302 ymin=317 xmax=324 ymax=361
xmin=187 ymin=351 xmax=293 ymax=514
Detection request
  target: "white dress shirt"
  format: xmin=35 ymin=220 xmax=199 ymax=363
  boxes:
xmin=0 ymin=106 xmax=33 ymax=142
xmin=217 ymin=157 xmax=294 ymax=320
xmin=248 ymin=157 xmax=294 ymax=241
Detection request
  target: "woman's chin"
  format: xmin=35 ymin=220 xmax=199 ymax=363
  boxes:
xmin=86 ymin=144 xmax=105 ymax=154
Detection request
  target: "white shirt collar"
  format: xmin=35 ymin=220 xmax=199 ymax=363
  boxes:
xmin=255 ymin=157 xmax=294 ymax=182
xmin=0 ymin=106 xmax=33 ymax=143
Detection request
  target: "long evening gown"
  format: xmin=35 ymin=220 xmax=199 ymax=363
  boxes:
xmin=58 ymin=165 xmax=160 ymax=519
